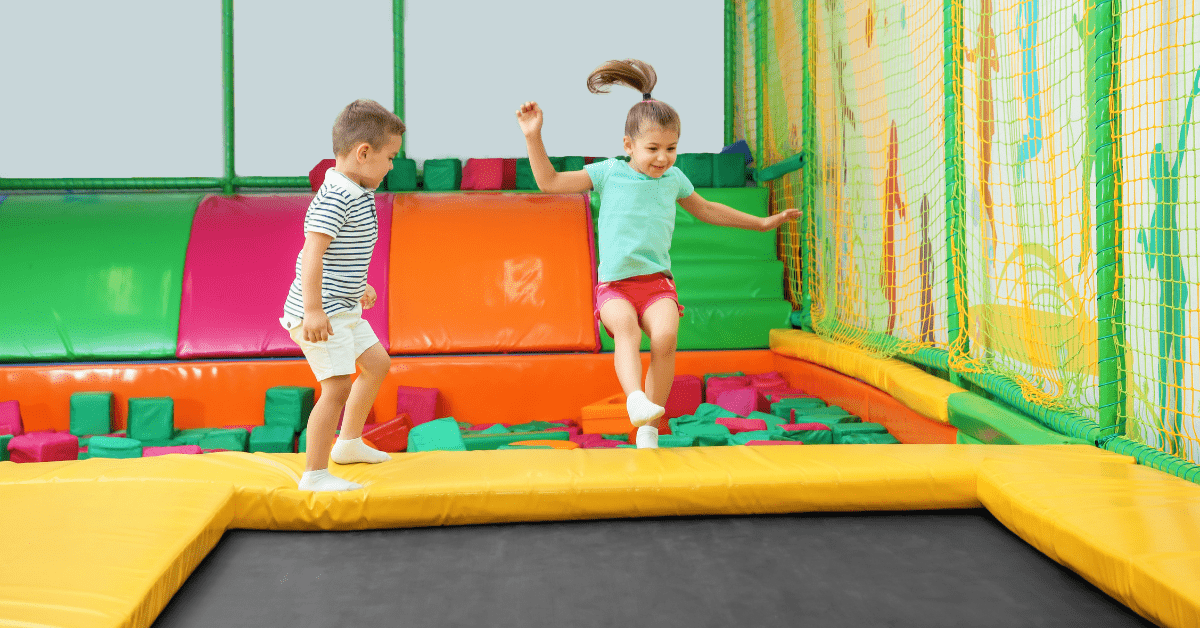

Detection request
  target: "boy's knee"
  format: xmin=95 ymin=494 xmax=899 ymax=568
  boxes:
xmin=320 ymin=375 xmax=354 ymax=400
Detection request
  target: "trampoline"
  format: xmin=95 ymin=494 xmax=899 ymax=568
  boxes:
xmin=152 ymin=511 xmax=1151 ymax=628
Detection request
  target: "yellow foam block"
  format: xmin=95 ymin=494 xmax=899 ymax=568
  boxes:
xmin=769 ymin=329 xmax=963 ymax=423
xmin=979 ymin=457 xmax=1200 ymax=628
xmin=0 ymin=479 xmax=234 ymax=628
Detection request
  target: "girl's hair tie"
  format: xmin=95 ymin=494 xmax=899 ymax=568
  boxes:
xmin=642 ymin=93 xmax=653 ymax=100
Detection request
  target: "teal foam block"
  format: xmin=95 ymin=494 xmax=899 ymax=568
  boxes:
xmin=832 ymin=422 xmax=889 ymax=444
xmin=712 ymin=153 xmax=747 ymax=187
xmin=695 ymin=403 xmax=739 ymax=420
xmin=88 ymin=436 xmax=143 ymax=459
xmin=264 ymin=386 xmax=314 ymax=433
xmin=675 ymin=153 xmax=715 ymax=187
xmin=659 ymin=434 xmax=696 ymax=448
xmin=516 ymin=157 xmax=567 ymax=190
xmin=461 ymin=430 xmax=568 ymax=451
xmin=70 ymin=392 xmax=113 ymax=437
xmin=672 ymin=422 xmax=731 ymax=447
xmin=386 ymin=157 xmax=418 ymax=191
xmin=199 ymin=429 xmax=249 ymax=452
xmin=422 ymin=158 xmax=463 ymax=191
xmin=771 ymin=398 xmax=828 ymax=418
xmin=127 ymin=397 xmax=174 ymax=443
xmin=480 ymin=424 xmax=510 ymax=435
xmin=840 ymin=432 xmax=902 ymax=444
xmin=409 ymin=417 xmax=468 ymax=452
xmin=561 ymin=156 xmax=586 ymax=172
xmin=250 ymin=426 xmax=295 ymax=453
xmin=175 ymin=428 xmax=220 ymax=446
xmin=0 ymin=434 xmax=11 ymax=461
xmin=507 ymin=421 xmax=560 ymax=433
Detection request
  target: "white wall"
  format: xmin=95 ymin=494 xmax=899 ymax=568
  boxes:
xmin=0 ymin=0 xmax=722 ymax=178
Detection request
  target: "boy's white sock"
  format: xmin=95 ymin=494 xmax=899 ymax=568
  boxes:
xmin=636 ymin=425 xmax=660 ymax=449
xmin=298 ymin=469 xmax=363 ymax=492
xmin=626 ymin=390 xmax=665 ymax=427
xmin=330 ymin=437 xmax=392 ymax=464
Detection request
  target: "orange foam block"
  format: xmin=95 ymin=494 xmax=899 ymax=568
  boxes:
xmin=509 ymin=439 xmax=579 ymax=450
xmin=580 ymin=393 xmax=629 ymax=434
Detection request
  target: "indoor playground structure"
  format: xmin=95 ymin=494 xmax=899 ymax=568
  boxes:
xmin=2 ymin=0 xmax=1200 ymax=627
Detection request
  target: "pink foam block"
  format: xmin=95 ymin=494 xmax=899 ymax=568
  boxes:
xmin=759 ymin=388 xmax=818 ymax=413
xmin=223 ymin=425 xmax=254 ymax=433
xmin=570 ymin=434 xmax=624 ymax=448
xmin=745 ymin=440 xmax=803 ymax=446
xmin=714 ymin=388 xmax=757 ymax=417
xmin=308 ymin=160 xmax=337 ymax=191
xmin=705 ymin=376 xmax=751 ymax=403
xmin=0 ymin=400 xmax=22 ymax=437
xmin=461 ymin=158 xmax=505 ymax=190
xmin=397 ymin=386 xmax=439 ymax=425
xmin=781 ymin=422 xmax=831 ymax=431
xmin=716 ymin=416 xmax=768 ymax=433
xmin=177 ymin=194 xmax=393 ymax=358
xmin=8 ymin=431 xmax=78 ymax=463
xmin=665 ymin=375 xmax=702 ymax=418
xmin=144 ymin=445 xmax=203 ymax=457
xmin=469 ymin=422 xmax=502 ymax=431
xmin=747 ymin=371 xmax=787 ymax=389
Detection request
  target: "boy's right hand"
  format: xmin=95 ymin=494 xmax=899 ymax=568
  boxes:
xmin=302 ymin=310 xmax=334 ymax=343
xmin=516 ymin=101 xmax=543 ymax=137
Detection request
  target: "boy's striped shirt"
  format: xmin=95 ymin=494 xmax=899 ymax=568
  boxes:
xmin=282 ymin=169 xmax=378 ymax=321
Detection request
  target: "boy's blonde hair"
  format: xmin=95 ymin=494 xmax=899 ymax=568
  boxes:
xmin=586 ymin=59 xmax=681 ymax=139
xmin=332 ymin=99 xmax=406 ymax=156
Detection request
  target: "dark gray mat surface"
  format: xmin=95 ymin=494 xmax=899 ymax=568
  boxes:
xmin=153 ymin=509 xmax=1152 ymax=628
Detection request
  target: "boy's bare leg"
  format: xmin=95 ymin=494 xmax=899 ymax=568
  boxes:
xmin=331 ymin=343 xmax=392 ymax=464
xmin=634 ymin=299 xmax=680 ymax=449
xmin=600 ymin=299 xmax=664 ymax=429
xmin=298 ymin=375 xmax=361 ymax=491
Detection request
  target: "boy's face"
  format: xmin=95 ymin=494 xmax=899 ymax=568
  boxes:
xmin=351 ymin=132 xmax=404 ymax=189
xmin=624 ymin=127 xmax=679 ymax=178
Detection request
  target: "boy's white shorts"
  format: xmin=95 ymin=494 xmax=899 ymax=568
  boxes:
xmin=286 ymin=311 xmax=381 ymax=382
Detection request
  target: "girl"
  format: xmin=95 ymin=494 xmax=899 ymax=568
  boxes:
xmin=516 ymin=59 xmax=799 ymax=448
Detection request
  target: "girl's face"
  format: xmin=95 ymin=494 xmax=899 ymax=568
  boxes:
xmin=623 ymin=126 xmax=679 ymax=178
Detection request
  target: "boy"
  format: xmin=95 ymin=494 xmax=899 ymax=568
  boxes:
xmin=281 ymin=99 xmax=404 ymax=492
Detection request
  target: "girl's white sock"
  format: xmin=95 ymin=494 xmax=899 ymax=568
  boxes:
xmin=626 ymin=390 xmax=665 ymax=427
xmin=636 ymin=425 xmax=660 ymax=449
xmin=298 ymin=469 xmax=363 ymax=492
xmin=331 ymin=437 xmax=391 ymax=464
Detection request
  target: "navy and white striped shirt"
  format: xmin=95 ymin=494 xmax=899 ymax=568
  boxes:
xmin=282 ymin=169 xmax=378 ymax=322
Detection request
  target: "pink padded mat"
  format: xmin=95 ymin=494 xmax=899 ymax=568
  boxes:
xmin=177 ymin=194 xmax=393 ymax=358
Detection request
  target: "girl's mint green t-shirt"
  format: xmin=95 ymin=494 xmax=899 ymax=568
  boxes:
xmin=584 ymin=158 xmax=695 ymax=282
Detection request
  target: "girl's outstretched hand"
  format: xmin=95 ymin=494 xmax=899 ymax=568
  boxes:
xmin=516 ymin=101 xmax=543 ymax=137
xmin=762 ymin=208 xmax=802 ymax=231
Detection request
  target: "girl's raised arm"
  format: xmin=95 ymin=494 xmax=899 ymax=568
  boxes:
xmin=517 ymin=101 xmax=593 ymax=194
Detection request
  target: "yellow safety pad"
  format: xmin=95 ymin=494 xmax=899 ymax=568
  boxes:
xmin=769 ymin=329 xmax=964 ymax=423
xmin=0 ymin=479 xmax=234 ymax=628
xmin=979 ymin=457 xmax=1200 ymax=628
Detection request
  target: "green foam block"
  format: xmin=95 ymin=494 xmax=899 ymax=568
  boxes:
xmin=480 ymin=424 xmax=510 ymax=435
xmin=198 ymin=429 xmax=249 ymax=452
xmin=422 ymin=158 xmax=463 ymax=191
xmin=70 ymin=392 xmax=113 ymax=437
xmin=781 ymin=429 xmax=832 ymax=445
xmin=127 ymin=397 xmax=174 ymax=443
xmin=659 ymin=434 xmax=696 ymax=448
xmin=712 ymin=153 xmax=747 ymax=187
xmin=771 ymin=398 xmax=827 ymax=418
xmin=832 ymin=422 xmax=888 ymax=444
xmin=409 ymin=417 xmax=468 ymax=452
xmin=250 ymin=425 xmax=296 ymax=453
xmin=840 ymin=433 xmax=902 ymax=445
xmin=729 ymin=430 xmax=774 ymax=445
xmin=516 ymin=157 xmax=566 ymax=190
xmin=675 ymin=153 xmax=715 ymax=187
xmin=461 ymin=430 xmax=568 ymax=451
xmin=88 ymin=436 xmax=143 ymax=459
xmin=703 ymin=372 xmax=745 ymax=386
xmin=0 ymin=434 xmax=11 ymax=461
xmin=672 ymin=423 xmax=731 ymax=447
xmin=695 ymin=403 xmax=739 ymax=419
xmin=264 ymin=386 xmax=313 ymax=433
xmin=386 ymin=157 xmax=418 ymax=191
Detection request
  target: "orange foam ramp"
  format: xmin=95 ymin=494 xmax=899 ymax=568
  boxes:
xmin=388 ymin=193 xmax=598 ymax=354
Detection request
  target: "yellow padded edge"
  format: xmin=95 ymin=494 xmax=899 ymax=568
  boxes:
xmin=0 ymin=480 xmax=234 ymax=628
xmin=769 ymin=329 xmax=964 ymax=424
xmin=979 ymin=456 xmax=1200 ymax=628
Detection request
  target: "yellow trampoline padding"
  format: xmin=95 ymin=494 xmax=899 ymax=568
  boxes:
xmin=0 ymin=480 xmax=234 ymax=628
xmin=769 ymin=329 xmax=963 ymax=423
xmin=979 ymin=457 xmax=1200 ymax=628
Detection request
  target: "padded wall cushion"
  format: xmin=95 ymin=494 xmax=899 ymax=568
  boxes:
xmin=177 ymin=194 xmax=392 ymax=358
xmin=388 ymin=193 xmax=597 ymax=354
xmin=0 ymin=194 xmax=200 ymax=361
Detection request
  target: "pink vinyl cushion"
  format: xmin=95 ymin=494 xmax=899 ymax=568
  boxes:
xmin=461 ymin=158 xmax=505 ymax=190
xmin=747 ymin=371 xmax=787 ymax=389
xmin=705 ymin=376 xmax=751 ymax=403
xmin=0 ymin=400 xmax=21 ymax=436
xmin=397 ymin=386 xmax=439 ymax=425
xmin=716 ymin=416 xmax=768 ymax=434
xmin=177 ymin=194 xmax=393 ymax=358
xmin=665 ymin=374 xmax=703 ymax=418
xmin=143 ymin=445 xmax=203 ymax=457
xmin=8 ymin=430 xmax=78 ymax=463
xmin=714 ymin=388 xmax=757 ymax=417
xmin=782 ymin=422 xmax=832 ymax=431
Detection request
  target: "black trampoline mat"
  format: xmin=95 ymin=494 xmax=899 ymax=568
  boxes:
xmin=152 ymin=509 xmax=1153 ymax=628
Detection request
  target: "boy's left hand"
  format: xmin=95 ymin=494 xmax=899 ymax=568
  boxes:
xmin=361 ymin=284 xmax=377 ymax=309
xmin=762 ymin=208 xmax=802 ymax=231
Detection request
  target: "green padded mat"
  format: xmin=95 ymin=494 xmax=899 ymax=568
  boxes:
xmin=671 ymin=260 xmax=786 ymax=301
xmin=947 ymin=393 xmax=1089 ymax=446
xmin=0 ymin=194 xmax=201 ymax=361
